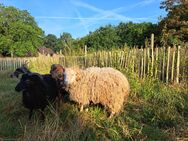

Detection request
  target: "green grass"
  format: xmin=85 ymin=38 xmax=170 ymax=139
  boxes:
xmin=0 ymin=70 xmax=188 ymax=141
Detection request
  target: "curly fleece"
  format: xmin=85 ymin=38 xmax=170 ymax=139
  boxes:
xmin=64 ymin=67 xmax=130 ymax=114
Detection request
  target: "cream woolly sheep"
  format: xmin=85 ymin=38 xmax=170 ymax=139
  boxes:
xmin=63 ymin=67 xmax=130 ymax=118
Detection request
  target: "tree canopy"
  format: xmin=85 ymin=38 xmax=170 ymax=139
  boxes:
xmin=159 ymin=0 xmax=188 ymax=45
xmin=85 ymin=25 xmax=120 ymax=50
xmin=0 ymin=4 xmax=44 ymax=57
xmin=117 ymin=22 xmax=159 ymax=47
xmin=75 ymin=22 xmax=158 ymax=51
xmin=43 ymin=34 xmax=58 ymax=51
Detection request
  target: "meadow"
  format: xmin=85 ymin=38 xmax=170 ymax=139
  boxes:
xmin=0 ymin=65 xmax=188 ymax=140
xmin=0 ymin=44 xmax=188 ymax=141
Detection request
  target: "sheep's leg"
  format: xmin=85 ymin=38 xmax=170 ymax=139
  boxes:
xmin=85 ymin=108 xmax=89 ymax=112
xmin=56 ymin=89 xmax=63 ymax=113
xmin=56 ymin=95 xmax=60 ymax=113
xmin=84 ymin=105 xmax=89 ymax=112
xmin=29 ymin=109 xmax=33 ymax=120
xmin=108 ymin=111 xmax=115 ymax=119
xmin=80 ymin=104 xmax=84 ymax=112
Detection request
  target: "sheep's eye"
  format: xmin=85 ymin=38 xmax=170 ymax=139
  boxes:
xmin=58 ymin=74 xmax=63 ymax=78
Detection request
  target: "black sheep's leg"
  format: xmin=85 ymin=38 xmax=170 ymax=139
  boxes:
xmin=57 ymin=92 xmax=62 ymax=113
xmin=29 ymin=109 xmax=33 ymax=120
xmin=54 ymin=96 xmax=59 ymax=113
xmin=56 ymin=88 xmax=62 ymax=113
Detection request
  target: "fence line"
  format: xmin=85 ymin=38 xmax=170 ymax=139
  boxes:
xmin=0 ymin=46 xmax=187 ymax=83
xmin=0 ymin=58 xmax=28 ymax=71
xmin=59 ymin=45 xmax=187 ymax=83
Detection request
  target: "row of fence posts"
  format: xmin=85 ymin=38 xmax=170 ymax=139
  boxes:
xmin=0 ymin=58 xmax=27 ymax=71
xmin=133 ymin=34 xmax=182 ymax=84
xmin=60 ymin=34 xmax=184 ymax=83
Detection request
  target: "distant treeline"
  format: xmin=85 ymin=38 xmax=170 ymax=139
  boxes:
xmin=0 ymin=0 xmax=187 ymax=57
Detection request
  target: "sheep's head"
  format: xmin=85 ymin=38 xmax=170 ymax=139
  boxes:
xmin=50 ymin=64 xmax=66 ymax=88
xmin=50 ymin=64 xmax=81 ymax=87
xmin=10 ymin=65 xmax=30 ymax=78
xmin=50 ymin=64 xmax=65 ymax=81
xmin=63 ymin=68 xmax=81 ymax=86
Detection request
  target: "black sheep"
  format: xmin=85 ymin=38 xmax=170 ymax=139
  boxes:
xmin=15 ymin=73 xmax=58 ymax=120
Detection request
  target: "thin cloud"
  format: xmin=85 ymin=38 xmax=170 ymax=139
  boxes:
xmin=35 ymin=16 xmax=132 ymax=20
xmin=121 ymin=0 xmax=159 ymax=11
xmin=139 ymin=0 xmax=156 ymax=5
xmin=69 ymin=0 xmax=157 ymax=24
xmin=36 ymin=0 xmax=158 ymax=23
xmin=70 ymin=0 xmax=103 ymax=13
xmin=70 ymin=0 xmax=128 ymax=22
xmin=74 ymin=8 xmax=89 ymax=34
xmin=36 ymin=0 xmax=154 ymax=32
xmin=37 ymin=0 xmax=161 ymax=37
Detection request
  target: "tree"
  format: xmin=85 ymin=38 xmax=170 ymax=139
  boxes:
xmin=60 ymin=32 xmax=74 ymax=47
xmin=159 ymin=0 xmax=188 ymax=45
xmin=58 ymin=32 xmax=74 ymax=53
xmin=85 ymin=25 xmax=120 ymax=50
xmin=43 ymin=34 xmax=58 ymax=51
xmin=0 ymin=4 xmax=44 ymax=56
xmin=76 ymin=23 xmax=158 ymax=50
xmin=116 ymin=22 xmax=158 ymax=47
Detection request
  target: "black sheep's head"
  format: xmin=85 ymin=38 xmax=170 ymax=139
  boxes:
xmin=15 ymin=73 xmax=44 ymax=92
xmin=10 ymin=66 xmax=30 ymax=78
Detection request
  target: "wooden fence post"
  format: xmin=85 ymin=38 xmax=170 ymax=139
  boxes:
xmin=166 ymin=46 xmax=170 ymax=83
xmin=84 ymin=45 xmax=87 ymax=67
xmin=143 ymin=48 xmax=146 ymax=79
xmin=147 ymin=45 xmax=150 ymax=75
xmin=132 ymin=47 xmax=135 ymax=73
xmin=155 ymin=47 xmax=158 ymax=78
xmin=140 ymin=47 xmax=144 ymax=78
xmin=151 ymin=33 xmax=154 ymax=76
xmin=171 ymin=46 xmax=176 ymax=83
xmin=162 ymin=46 xmax=166 ymax=82
xmin=176 ymin=45 xmax=181 ymax=83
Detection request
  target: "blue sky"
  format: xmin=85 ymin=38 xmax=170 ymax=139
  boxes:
xmin=1 ymin=0 xmax=166 ymax=39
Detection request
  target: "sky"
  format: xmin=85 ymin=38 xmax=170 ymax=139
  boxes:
xmin=1 ymin=0 xmax=166 ymax=39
